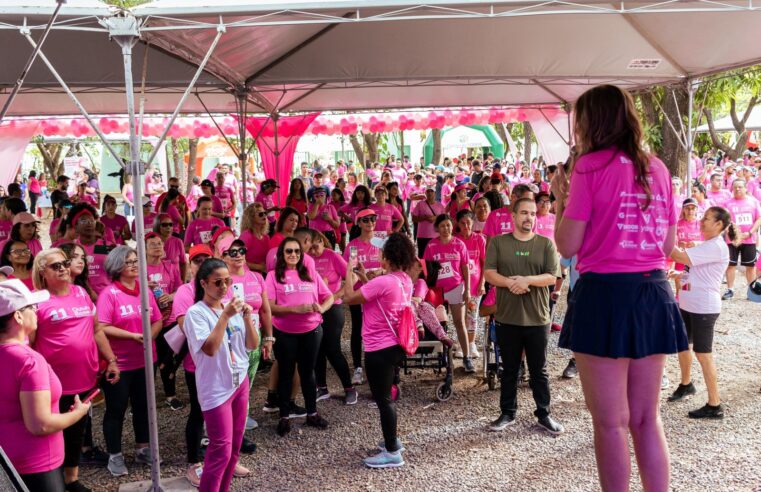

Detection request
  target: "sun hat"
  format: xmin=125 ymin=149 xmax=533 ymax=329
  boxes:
xmin=12 ymin=212 xmax=40 ymax=225
xmin=0 ymin=279 xmax=50 ymax=317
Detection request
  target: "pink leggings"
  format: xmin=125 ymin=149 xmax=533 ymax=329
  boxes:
xmin=414 ymin=301 xmax=449 ymax=341
xmin=200 ymin=379 xmax=249 ymax=492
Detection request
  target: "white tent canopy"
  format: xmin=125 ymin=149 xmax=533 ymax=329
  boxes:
xmin=2 ymin=0 xmax=761 ymax=116
xmin=696 ymin=106 xmax=761 ymax=133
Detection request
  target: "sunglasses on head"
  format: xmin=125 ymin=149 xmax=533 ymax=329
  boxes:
xmin=284 ymin=247 xmax=301 ymax=255
xmin=222 ymin=247 xmax=247 ymax=258
xmin=47 ymin=260 xmax=72 ymax=271
xmin=360 ymin=216 xmax=376 ymax=223
xmin=210 ymin=277 xmax=232 ymax=288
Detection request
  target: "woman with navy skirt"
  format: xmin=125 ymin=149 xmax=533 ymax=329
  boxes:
xmin=553 ymin=85 xmax=688 ymax=492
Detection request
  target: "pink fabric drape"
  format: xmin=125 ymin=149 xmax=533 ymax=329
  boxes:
xmin=244 ymin=113 xmax=320 ymax=207
xmin=0 ymin=121 xmax=40 ymax=187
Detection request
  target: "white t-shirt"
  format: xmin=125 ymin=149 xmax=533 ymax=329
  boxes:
xmin=679 ymin=235 xmax=730 ymax=314
xmin=185 ymin=302 xmax=251 ymax=411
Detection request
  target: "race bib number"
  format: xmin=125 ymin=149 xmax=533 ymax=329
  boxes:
xmin=439 ymin=261 xmax=454 ymax=280
xmin=199 ymin=230 xmax=212 ymax=243
xmin=735 ymin=213 xmax=753 ymax=226
xmin=373 ymin=231 xmax=388 ymax=240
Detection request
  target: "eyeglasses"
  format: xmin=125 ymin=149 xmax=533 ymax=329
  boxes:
xmin=210 ymin=277 xmax=232 ymax=288
xmin=160 ymin=222 xmax=173 ymax=228
xmin=359 ymin=217 xmax=377 ymax=223
xmin=47 ymin=260 xmax=72 ymax=271
xmin=124 ymin=259 xmax=139 ymax=267
xmin=77 ymin=218 xmax=95 ymax=225
xmin=284 ymin=248 xmax=301 ymax=256
xmin=191 ymin=255 xmax=209 ymax=265
xmin=222 ymin=247 xmax=247 ymax=258
xmin=11 ymin=248 xmax=31 ymax=256
xmin=539 ymin=200 xmax=551 ymax=205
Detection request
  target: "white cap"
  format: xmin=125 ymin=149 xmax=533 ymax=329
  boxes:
xmin=0 ymin=279 xmax=50 ymax=317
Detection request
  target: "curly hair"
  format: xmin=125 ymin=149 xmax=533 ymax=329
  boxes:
xmin=382 ymin=232 xmax=416 ymax=271
xmin=64 ymin=202 xmax=98 ymax=231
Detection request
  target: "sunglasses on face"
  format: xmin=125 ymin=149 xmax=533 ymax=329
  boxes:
xmin=284 ymin=248 xmax=301 ymax=256
xmin=210 ymin=277 xmax=232 ymax=288
xmin=160 ymin=222 xmax=173 ymax=228
xmin=256 ymin=212 xmax=266 ymax=218
xmin=360 ymin=217 xmax=377 ymax=223
xmin=191 ymin=255 xmax=210 ymax=265
xmin=47 ymin=260 xmax=72 ymax=271
xmin=222 ymin=247 xmax=247 ymax=258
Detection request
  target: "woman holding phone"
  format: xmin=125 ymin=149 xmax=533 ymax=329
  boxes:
xmin=31 ymin=248 xmax=120 ymax=492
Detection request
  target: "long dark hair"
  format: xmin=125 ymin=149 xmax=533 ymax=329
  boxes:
xmin=707 ymin=206 xmax=737 ymax=242
xmin=1 ymin=240 xmax=33 ymax=270
xmin=573 ymin=85 xmax=652 ymax=208
xmin=160 ymin=188 xmax=180 ymax=213
xmin=275 ymin=238 xmax=311 ymax=284
xmin=58 ymin=242 xmax=96 ymax=302
xmin=286 ymin=178 xmax=307 ymax=204
xmin=349 ymin=185 xmax=371 ymax=207
xmin=10 ymin=222 xmax=39 ymax=242
xmin=276 ymin=207 xmax=302 ymax=234
xmin=386 ymin=182 xmax=404 ymax=208
xmin=194 ymin=258 xmax=228 ymax=303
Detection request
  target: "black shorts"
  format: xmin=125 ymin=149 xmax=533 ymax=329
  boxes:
xmin=680 ymin=309 xmax=719 ymax=353
xmin=728 ymin=243 xmax=757 ymax=267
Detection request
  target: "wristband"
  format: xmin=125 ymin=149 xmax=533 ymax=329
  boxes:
xmin=263 ymin=336 xmax=276 ymax=343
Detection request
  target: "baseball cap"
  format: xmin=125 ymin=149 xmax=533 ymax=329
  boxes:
xmin=12 ymin=212 xmax=40 ymax=225
xmin=356 ymin=208 xmax=377 ymax=219
xmin=748 ymin=279 xmax=761 ymax=303
xmin=200 ymin=179 xmax=214 ymax=188
xmin=210 ymin=226 xmax=234 ymax=251
xmin=141 ymin=196 xmax=153 ymax=207
xmin=682 ymin=198 xmax=698 ymax=208
xmin=189 ymin=244 xmax=213 ymax=262
xmin=0 ymin=279 xmax=50 ymax=317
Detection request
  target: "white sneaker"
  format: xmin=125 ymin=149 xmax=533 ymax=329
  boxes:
xmin=469 ymin=342 xmax=480 ymax=358
xmin=245 ymin=416 xmax=258 ymax=430
xmin=352 ymin=367 xmax=365 ymax=385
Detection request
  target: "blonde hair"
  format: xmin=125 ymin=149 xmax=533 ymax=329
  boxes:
xmin=240 ymin=203 xmax=266 ymax=232
xmin=32 ymin=248 xmax=67 ymax=290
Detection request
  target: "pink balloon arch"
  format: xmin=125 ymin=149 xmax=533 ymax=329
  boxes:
xmin=19 ymin=106 xmax=564 ymax=139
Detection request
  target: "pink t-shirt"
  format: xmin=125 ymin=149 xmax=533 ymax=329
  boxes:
xmin=725 ymin=196 xmax=761 ymax=245
xmin=457 ymin=232 xmax=486 ymax=296
xmin=677 ymin=218 xmax=703 ymax=245
xmin=482 ymin=207 xmax=514 ymax=237
xmin=187 ymin=185 xmax=203 ymax=212
xmin=164 ymin=205 xmax=183 ymax=234
xmin=77 ymin=239 xmax=112 ymax=295
xmin=311 ymin=249 xmax=348 ymax=304
xmin=163 ymin=235 xmax=187 ymax=269
xmin=184 ymin=217 xmax=225 ymax=247
xmin=239 ymin=229 xmax=270 ymax=266
xmin=309 ymin=203 xmax=339 ymax=232
xmin=343 ymin=238 xmax=382 ymax=288
xmin=0 ymin=220 xmax=12 ymax=242
xmin=216 ymin=185 xmax=235 ymax=217
xmin=265 ymin=247 xmax=317 ymax=274
xmin=226 ymin=270 xmax=266 ymax=313
xmin=706 ymin=188 xmax=731 ymax=208
xmin=130 ymin=212 xmax=157 ymax=236
xmin=369 ymin=203 xmax=403 ymax=234
xmin=535 ymin=213 xmax=556 ymax=244
xmin=169 ymin=282 xmax=196 ymax=373
xmin=34 ymin=285 xmax=98 ymax=394
xmin=100 ymin=214 xmax=129 ymax=245
xmin=49 ymin=218 xmax=61 ymax=239
xmin=147 ymin=261 xmax=182 ymax=325
xmin=339 ymin=203 xmax=362 ymax=224
xmin=423 ymin=237 xmax=469 ymax=293
xmin=0 ymin=344 xmax=64 ymax=474
xmin=359 ymin=271 xmax=413 ymax=352
xmin=413 ymin=278 xmax=428 ymax=299
xmin=563 ymin=149 xmax=676 ymax=274
xmin=97 ymin=283 xmax=162 ymax=371
xmin=255 ymin=192 xmax=277 ymax=223
xmin=265 ymin=269 xmax=332 ymax=334
xmin=441 ymin=183 xmax=455 ymax=205
xmin=412 ymin=200 xmax=446 ymax=239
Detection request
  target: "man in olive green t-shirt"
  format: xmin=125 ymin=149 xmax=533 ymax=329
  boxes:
xmin=484 ymin=198 xmax=564 ymax=435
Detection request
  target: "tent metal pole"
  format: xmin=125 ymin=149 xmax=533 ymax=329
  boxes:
xmin=114 ymin=31 xmax=164 ymax=492
xmin=273 ymin=112 xmax=282 ymax=209
xmin=237 ymin=91 xmax=249 ymax=210
xmin=0 ymin=1 xmax=65 ymax=123
xmin=143 ymin=24 xmax=225 ymax=169
xmin=686 ymin=79 xmax=695 ymax=186
xmin=22 ymin=34 xmax=124 ymax=167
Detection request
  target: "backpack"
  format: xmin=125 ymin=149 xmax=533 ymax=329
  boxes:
xmin=378 ymin=273 xmax=419 ymax=356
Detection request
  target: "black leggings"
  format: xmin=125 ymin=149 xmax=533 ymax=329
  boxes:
xmin=29 ymin=192 xmax=40 ymax=214
xmin=58 ymin=390 xmax=92 ymax=468
xmin=101 ymin=367 xmax=150 ymax=454
xmin=184 ymin=371 xmax=205 ymax=464
xmin=417 ymin=237 xmax=432 ymax=258
xmin=20 ymin=467 xmax=65 ymax=492
xmin=156 ymin=324 xmax=178 ymax=398
xmin=349 ymin=304 xmax=363 ymax=369
xmin=365 ymin=345 xmax=405 ymax=453
xmin=316 ymin=305 xmax=352 ymax=389
xmin=274 ymin=326 xmax=323 ymax=418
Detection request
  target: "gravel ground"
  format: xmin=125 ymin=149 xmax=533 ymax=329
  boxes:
xmin=73 ymin=274 xmax=761 ymax=492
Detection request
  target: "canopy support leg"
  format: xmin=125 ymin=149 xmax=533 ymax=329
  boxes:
xmin=237 ymin=90 xmax=249 ymax=210
xmin=686 ymin=79 xmax=696 ymax=186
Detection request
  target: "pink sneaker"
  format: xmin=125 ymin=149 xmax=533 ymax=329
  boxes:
xmin=186 ymin=463 xmax=202 ymax=488
xmin=551 ymin=323 xmax=562 ymax=332
xmin=233 ymin=462 xmax=250 ymax=478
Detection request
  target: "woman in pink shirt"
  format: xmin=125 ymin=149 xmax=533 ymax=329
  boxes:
xmin=344 ymin=232 xmax=416 ymax=468
xmin=100 ymin=195 xmax=131 ymax=245
xmin=386 ymin=182 xmax=408 ymax=235
xmin=184 ymin=197 xmax=225 ymax=251
xmin=271 ymin=207 xmax=302 ymax=250
xmin=307 ymin=187 xmax=339 ymax=248
xmin=369 ymin=186 xmax=403 ymax=238
xmin=330 ymin=187 xmax=348 ymax=252
xmin=121 ymin=174 xmax=135 ymax=217
xmin=152 ymin=213 xmax=188 ymax=281
xmin=28 ymin=170 xmax=41 ymax=214
xmin=32 ymin=248 xmax=120 ymax=491
xmin=65 ymin=203 xmax=114 ymax=295
xmin=239 ymin=203 xmax=271 ymax=275
xmin=342 ymin=185 xmax=371 ymax=241
xmin=285 ymin=178 xmax=308 ymax=216
xmin=554 ymin=85 xmax=686 ymax=492
xmin=447 ymin=184 xmax=472 ymax=222
xmin=265 ymin=238 xmax=333 ymax=437
xmin=423 ymin=214 xmax=473 ymax=372
xmin=455 ymin=210 xmax=486 ymax=358
xmin=97 ymin=246 xmax=163 ymax=477
xmin=473 ymin=196 xmax=491 ymax=234
xmin=0 ymin=279 xmax=92 ymax=491
xmin=674 ymin=198 xmax=704 ymax=292
xmin=1 ymin=240 xmax=34 ymax=290
xmin=306 ymin=229 xmax=357 ymax=404
xmin=8 ymin=211 xmax=44 ymax=256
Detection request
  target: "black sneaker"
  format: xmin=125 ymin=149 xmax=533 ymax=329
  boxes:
xmin=306 ymin=413 xmax=329 ymax=429
xmin=688 ymin=403 xmax=724 ymax=419
xmin=65 ymin=480 xmax=92 ymax=492
xmin=562 ymin=358 xmax=578 ymax=379
xmin=537 ymin=415 xmax=564 ymax=435
xmin=488 ymin=414 xmax=516 ymax=432
xmin=262 ymin=392 xmax=279 ymax=413
xmin=463 ymin=357 xmax=476 ymax=373
xmin=166 ymin=398 xmax=184 ymax=411
xmin=667 ymin=382 xmax=697 ymax=402
xmin=316 ymin=387 xmax=331 ymax=402
xmin=276 ymin=417 xmax=291 ymax=437
xmin=80 ymin=446 xmax=109 ymax=466
xmin=288 ymin=401 xmax=307 ymax=419
xmin=240 ymin=436 xmax=257 ymax=454
xmin=721 ymin=289 xmax=734 ymax=300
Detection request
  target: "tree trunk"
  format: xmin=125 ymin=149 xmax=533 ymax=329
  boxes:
xmin=186 ymin=138 xmax=198 ymax=195
xmin=431 ymin=128 xmax=443 ymax=165
xmin=363 ymin=133 xmax=381 ymax=163
xmin=36 ymin=142 xmax=68 ymax=178
xmin=493 ymin=123 xmax=509 ymax=154
xmin=704 ymin=95 xmax=758 ymax=161
xmin=523 ymin=122 xmax=533 ymax=164
xmin=660 ymin=86 xmax=688 ymax=178
xmin=349 ymin=133 xmax=365 ymax=164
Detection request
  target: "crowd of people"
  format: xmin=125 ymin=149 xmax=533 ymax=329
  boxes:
xmin=1 ymin=84 xmax=760 ymax=492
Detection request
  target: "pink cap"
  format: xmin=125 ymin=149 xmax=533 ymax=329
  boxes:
xmin=0 ymin=279 xmax=49 ymax=317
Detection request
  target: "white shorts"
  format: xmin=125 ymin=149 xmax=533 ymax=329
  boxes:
xmin=443 ymin=283 xmax=465 ymax=306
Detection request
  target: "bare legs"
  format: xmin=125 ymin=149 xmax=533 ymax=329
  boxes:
xmin=677 ymin=348 xmax=721 ymax=406
xmin=575 ymin=353 xmax=670 ymax=492
xmin=450 ymin=303 xmax=469 ymax=358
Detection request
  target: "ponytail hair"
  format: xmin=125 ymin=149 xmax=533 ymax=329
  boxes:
xmin=194 ymin=258 xmax=228 ymax=303
xmin=707 ymin=206 xmax=737 ymax=242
